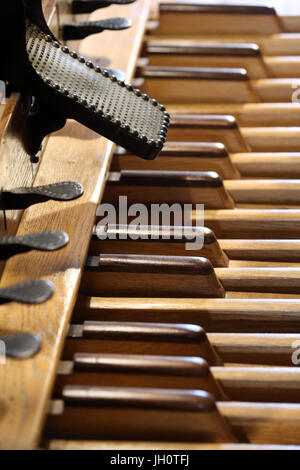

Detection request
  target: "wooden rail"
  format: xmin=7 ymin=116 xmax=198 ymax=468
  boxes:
xmin=0 ymin=0 xmax=151 ymax=449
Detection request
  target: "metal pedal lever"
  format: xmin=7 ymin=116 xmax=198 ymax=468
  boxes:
xmin=0 ymin=333 xmax=42 ymax=359
xmin=0 ymin=280 xmax=53 ymax=305
xmin=71 ymin=0 xmax=136 ymax=14
xmin=0 ymin=231 xmax=69 ymax=260
xmin=62 ymin=18 xmax=132 ymax=40
xmin=0 ymin=182 xmax=83 ymax=211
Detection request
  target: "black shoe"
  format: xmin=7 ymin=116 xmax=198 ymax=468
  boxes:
xmin=71 ymin=0 xmax=136 ymax=14
xmin=1 ymin=0 xmax=169 ymax=160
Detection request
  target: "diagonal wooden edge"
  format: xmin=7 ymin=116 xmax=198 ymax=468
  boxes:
xmin=0 ymin=0 xmax=151 ymax=450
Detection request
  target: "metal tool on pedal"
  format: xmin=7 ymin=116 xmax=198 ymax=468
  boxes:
xmin=71 ymin=0 xmax=136 ymax=14
xmin=0 ymin=280 xmax=53 ymax=305
xmin=0 ymin=231 xmax=69 ymax=260
xmin=0 ymin=182 xmax=83 ymax=231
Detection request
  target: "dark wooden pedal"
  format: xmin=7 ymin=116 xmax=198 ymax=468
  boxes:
xmin=45 ymin=386 xmax=235 ymax=441
xmin=72 ymin=296 xmax=300 ymax=334
xmin=147 ymin=42 xmax=262 ymax=58
xmin=111 ymin=142 xmax=241 ymax=179
xmin=55 ymin=353 xmax=225 ymax=398
xmin=91 ymin=224 xmax=229 ymax=267
xmin=64 ymin=321 xmax=222 ymax=365
xmin=167 ymin=114 xmax=250 ymax=152
xmin=103 ymin=170 xmax=235 ymax=208
xmin=141 ymin=66 xmax=256 ymax=104
xmin=83 ymin=254 xmax=226 ymax=297
xmin=146 ymin=41 xmax=270 ymax=79
xmin=156 ymin=2 xmax=282 ymax=36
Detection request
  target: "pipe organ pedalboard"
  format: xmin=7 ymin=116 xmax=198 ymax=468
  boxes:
xmin=2 ymin=0 xmax=300 ymax=452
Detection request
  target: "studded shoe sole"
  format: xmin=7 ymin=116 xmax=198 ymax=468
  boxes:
xmin=1 ymin=0 xmax=169 ymax=160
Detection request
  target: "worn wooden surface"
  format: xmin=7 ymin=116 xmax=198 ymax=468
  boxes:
xmin=0 ymin=0 xmax=151 ymax=450
xmin=45 ymin=441 xmax=300 ymax=450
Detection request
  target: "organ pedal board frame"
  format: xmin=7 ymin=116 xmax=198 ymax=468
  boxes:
xmin=2 ymin=0 xmax=300 ymax=451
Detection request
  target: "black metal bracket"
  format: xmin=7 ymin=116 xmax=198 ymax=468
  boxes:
xmin=0 ymin=182 xmax=84 ymax=211
xmin=21 ymin=95 xmax=67 ymax=157
xmin=71 ymin=0 xmax=136 ymax=14
xmin=62 ymin=18 xmax=132 ymax=40
xmin=0 ymin=231 xmax=69 ymax=260
xmin=0 ymin=182 xmax=83 ymax=232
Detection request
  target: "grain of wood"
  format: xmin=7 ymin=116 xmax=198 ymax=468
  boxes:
xmin=0 ymin=0 xmax=151 ymax=449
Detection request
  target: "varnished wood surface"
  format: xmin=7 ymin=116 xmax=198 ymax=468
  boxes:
xmin=6 ymin=0 xmax=300 ymax=450
xmin=45 ymin=386 xmax=236 ymax=442
xmin=55 ymin=360 xmax=300 ymax=403
xmin=104 ymin=169 xmax=235 ymax=208
xmin=149 ymin=0 xmax=300 ymax=19
xmin=54 ymin=354 xmax=224 ymax=398
xmin=165 ymin=103 xmax=300 ymax=127
xmin=149 ymin=0 xmax=300 ymax=33
xmin=0 ymin=0 xmax=58 ymax=239
xmin=113 ymin=147 xmax=300 ymax=179
xmin=141 ymin=66 xmax=300 ymax=104
xmin=145 ymin=39 xmax=300 ymax=78
xmin=0 ymin=0 xmax=151 ymax=450
xmin=64 ymin=320 xmax=223 ymax=365
xmin=147 ymin=32 xmax=300 ymax=56
xmin=76 ymin=296 xmax=300 ymax=333
xmin=195 ymin=209 xmax=300 ymax=239
xmin=45 ymin=440 xmax=300 ymax=450
xmin=82 ymin=254 xmax=226 ymax=298
xmin=112 ymin=142 xmax=241 ymax=179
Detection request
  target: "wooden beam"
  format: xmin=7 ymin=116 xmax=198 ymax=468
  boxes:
xmin=0 ymin=0 xmax=151 ymax=450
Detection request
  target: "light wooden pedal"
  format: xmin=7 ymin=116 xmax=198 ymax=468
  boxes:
xmin=167 ymin=114 xmax=249 ymax=152
xmin=145 ymin=40 xmax=300 ymax=79
xmin=199 ymin=208 xmax=300 ymax=239
xmin=112 ymin=142 xmax=300 ymax=180
xmin=166 ymin=114 xmax=300 ymax=153
xmin=140 ymin=66 xmax=256 ymax=103
xmin=166 ymin=103 xmax=300 ymax=128
xmin=145 ymin=41 xmax=271 ymax=79
xmin=75 ymin=296 xmax=300 ymax=333
xmin=141 ymin=66 xmax=300 ymax=103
